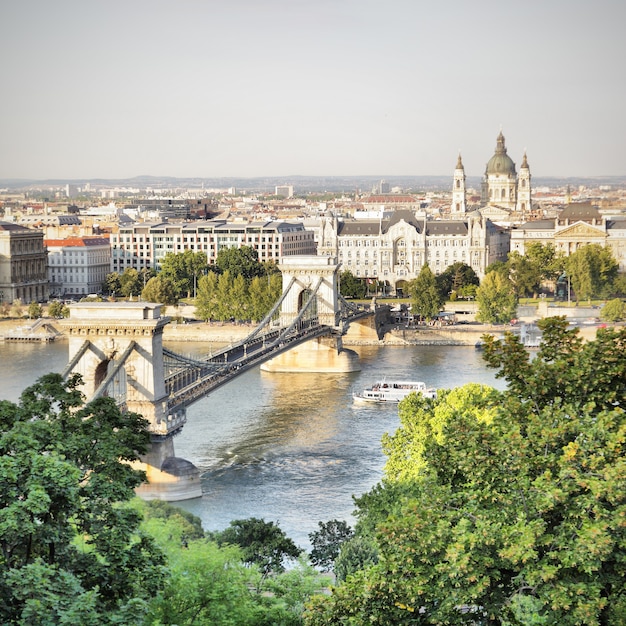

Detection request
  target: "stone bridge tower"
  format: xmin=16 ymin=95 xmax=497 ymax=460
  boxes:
xmin=278 ymin=255 xmax=340 ymax=328
xmin=61 ymin=302 xmax=201 ymax=501
xmin=261 ymin=255 xmax=361 ymax=373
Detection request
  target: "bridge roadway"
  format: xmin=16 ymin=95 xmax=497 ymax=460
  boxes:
xmin=163 ymin=307 xmax=372 ymax=423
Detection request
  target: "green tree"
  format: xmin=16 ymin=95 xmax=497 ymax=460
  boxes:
xmin=194 ymin=270 xmax=220 ymax=321
xmin=566 ymin=244 xmax=618 ymax=303
xmin=506 ymin=250 xmax=540 ymax=297
xmin=47 ymin=300 xmax=68 ymax=318
xmin=339 ymin=270 xmax=366 ymax=299
xmin=216 ymin=270 xmax=235 ymax=320
xmin=213 ymin=518 xmax=302 ymax=579
xmin=476 ymin=270 xmax=518 ymax=324
xmin=27 ymin=301 xmax=42 ymax=319
xmin=305 ymin=320 xmax=626 ymax=625
xmin=435 ymin=262 xmax=479 ymax=301
xmin=333 ymin=537 xmax=378 ymax=583
xmin=160 ymin=250 xmax=208 ymax=299
xmin=141 ymin=501 xmax=329 ymax=626
xmin=230 ymin=273 xmax=249 ymax=321
xmin=0 ymin=374 xmax=165 ymax=624
xmin=119 ymin=267 xmax=142 ymax=297
xmin=308 ymin=520 xmax=354 ymax=572
xmin=600 ymin=297 xmax=625 ymax=322
xmin=409 ymin=264 xmax=443 ymax=321
xmin=215 ymin=246 xmax=264 ymax=281
xmin=611 ymin=272 xmax=626 ymax=297
xmin=141 ymin=275 xmax=179 ymax=305
xmin=104 ymin=272 xmax=121 ymax=296
xmin=524 ymin=241 xmax=565 ymax=286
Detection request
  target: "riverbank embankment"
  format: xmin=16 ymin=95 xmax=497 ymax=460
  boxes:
xmin=0 ymin=317 xmax=603 ymax=346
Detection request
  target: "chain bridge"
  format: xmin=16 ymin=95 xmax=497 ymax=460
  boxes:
xmin=60 ymin=256 xmax=377 ymax=500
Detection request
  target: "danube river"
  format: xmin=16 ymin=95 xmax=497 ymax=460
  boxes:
xmin=0 ymin=339 xmax=506 ymax=549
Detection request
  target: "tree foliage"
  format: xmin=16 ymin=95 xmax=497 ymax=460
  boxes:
xmin=600 ymin=298 xmax=625 ymax=322
xmin=141 ymin=275 xmax=179 ymax=305
xmin=47 ymin=300 xmax=69 ymax=318
xmin=476 ymin=270 xmax=518 ymax=324
xmin=160 ymin=250 xmax=208 ymax=299
xmin=506 ymin=250 xmax=541 ymax=297
xmin=194 ymin=270 xmax=281 ymax=322
xmin=435 ymin=262 xmax=479 ymax=301
xmin=565 ymin=244 xmax=618 ymax=302
xmin=0 ymin=374 xmax=165 ymax=624
xmin=212 ymin=518 xmax=302 ymax=578
xmin=214 ymin=245 xmax=264 ymax=281
xmin=409 ymin=264 xmax=443 ymax=320
xmin=523 ymin=241 xmax=565 ymax=285
xmin=339 ymin=270 xmax=366 ymax=299
xmin=308 ymin=519 xmax=354 ymax=572
xmin=305 ymin=319 xmax=626 ymax=625
xmin=119 ymin=267 xmax=142 ymax=297
xmin=27 ymin=301 xmax=42 ymax=319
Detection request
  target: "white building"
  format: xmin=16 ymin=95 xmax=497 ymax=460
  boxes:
xmin=275 ymin=185 xmax=294 ymax=198
xmin=110 ymin=220 xmax=316 ymax=273
xmin=45 ymin=237 xmax=111 ymax=298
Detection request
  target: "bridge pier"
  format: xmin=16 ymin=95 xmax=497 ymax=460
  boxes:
xmin=62 ymin=302 xmax=202 ymax=502
xmin=260 ymin=334 xmax=360 ymax=373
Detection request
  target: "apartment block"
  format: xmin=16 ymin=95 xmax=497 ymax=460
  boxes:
xmin=110 ymin=220 xmax=316 ymax=272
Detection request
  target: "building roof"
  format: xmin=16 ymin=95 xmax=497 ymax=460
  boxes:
xmin=426 ymin=221 xmax=468 ymax=236
xmin=559 ymin=202 xmax=602 ymax=221
xmin=516 ymin=219 xmax=556 ymax=230
xmin=338 ymin=221 xmax=381 ymax=236
xmin=44 ymin=237 xmax=110 ymax=247
xmin=385 ymin=209 xmax=422 ymax=231
xmin=362 ymin=194 xmax=417 ymax=203
xmin=0 ymin=221 xmax=32 ymax=232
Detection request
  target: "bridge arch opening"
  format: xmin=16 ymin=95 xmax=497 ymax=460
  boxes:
xmin=298 ymin=288 xmax=318 ymax=320
xmin=94 ymin=359 xmax=110 ymax=391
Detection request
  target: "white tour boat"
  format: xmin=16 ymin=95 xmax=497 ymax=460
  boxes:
xmin=353 ymin=380 xmax=437 ymax=404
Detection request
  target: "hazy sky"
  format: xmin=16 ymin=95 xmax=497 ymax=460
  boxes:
xmin=1 ymin=0 xmax=625 ymax=180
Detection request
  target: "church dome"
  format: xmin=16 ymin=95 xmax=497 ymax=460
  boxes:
xmin=485 ymin=131 xmax=516 ymax=175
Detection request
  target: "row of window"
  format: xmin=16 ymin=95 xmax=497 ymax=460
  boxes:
xmin=337 ymin=238 xmax=469 ymax=247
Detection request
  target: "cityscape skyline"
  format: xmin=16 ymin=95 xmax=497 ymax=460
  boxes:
xmin=1 ymin=1 xmax=625 ymax=181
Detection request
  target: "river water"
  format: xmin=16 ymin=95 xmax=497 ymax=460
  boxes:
xmin=0 ymin=340 xmax=505 ymax=549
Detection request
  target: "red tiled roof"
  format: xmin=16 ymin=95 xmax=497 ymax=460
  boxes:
xmin=44 ymin=237 xmax=110 ymax=247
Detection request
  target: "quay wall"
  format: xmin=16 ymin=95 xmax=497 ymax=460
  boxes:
xmin=0 ymin=316 xmax=603 ymax=347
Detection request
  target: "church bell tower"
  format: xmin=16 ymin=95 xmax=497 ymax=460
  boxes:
xmin=451 ymin=153 xmax=467 ymax=214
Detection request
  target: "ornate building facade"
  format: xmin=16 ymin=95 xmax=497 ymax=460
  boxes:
xmin=0 ymin=222 xmax=49 ymax=304
xmin=317 ymin=210 xmax=509 ymax=292
xmin=510 ymin=203 xmax=626 ymax=272
xmin=479 ymin=131 xmax=531 ymax=213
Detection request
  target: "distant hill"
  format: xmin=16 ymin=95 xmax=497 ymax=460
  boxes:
xmin=2 ymin=174 xmax=625 ymax=193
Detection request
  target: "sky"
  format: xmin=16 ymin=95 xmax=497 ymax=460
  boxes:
xmin=1 ymin=0 xmax=625 ymax=180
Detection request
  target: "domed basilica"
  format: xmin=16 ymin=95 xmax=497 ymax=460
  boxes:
xmin=452 ymin=131 xmax=531 ymax=217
